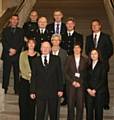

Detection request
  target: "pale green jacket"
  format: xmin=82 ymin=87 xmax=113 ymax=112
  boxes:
xmin=19 ymin=51 xmax=39 ymax=81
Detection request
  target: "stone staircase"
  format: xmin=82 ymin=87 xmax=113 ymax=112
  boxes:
xmin=0 ymin=0 xmax=114 ymax=119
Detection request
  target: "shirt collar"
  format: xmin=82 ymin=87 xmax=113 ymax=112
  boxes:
xmin=93 ymin=31 xmax=101 ymax=37
xmin=55 ymin=22 xmax=62 ymax=26
xmin=67 ymin=30 xmax=74 ymax=35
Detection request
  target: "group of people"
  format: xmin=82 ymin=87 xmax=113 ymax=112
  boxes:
xmin=1 ymin=9 xmax=113 ymax=120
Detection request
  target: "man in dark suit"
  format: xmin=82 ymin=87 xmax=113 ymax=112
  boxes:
xmin=1 ymin=15 xmax=24 ymax=94
xmin=65 ymin=42 xmax=88 ymax=120
xmin=34 ymin=17 xmax=50 ymax=52
xmin=61 ymin=17 xmax=83 ymax=55
xmin=30 ymin=41 xmax=63 ymax=120
xmin=85 ymin=19 xmax=113 ymax=110
xmin=23 ymin=10 xmax=38 ymax=39
xmin=23 ymin=10 xmax=38 ymax=49
xmin=47 ymin=10 xmax=67 ymax=40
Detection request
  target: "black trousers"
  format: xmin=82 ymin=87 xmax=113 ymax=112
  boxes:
xmin=2 ymin=59 xmax=19 ymax=92
xmin=19 ymin=78 xmax=36 ymax=120
xmin=104 ymin=72 xmax=110 ymax=106
xmin=103 ymin=60 xmax=110 ymax=106
xmin=36 ymin=97 xmax=59 ymax=120
xmin=62 ymin=83 xmax=67 ymax=103
xmin=85 ymin=93 xmax=105 ymax=120
xmin=67 ymin=86 xmax=84 ymax=120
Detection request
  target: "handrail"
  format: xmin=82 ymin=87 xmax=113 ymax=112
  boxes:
xmin=110 ymin=0 xmax=114 ymax=9
xmin=3 ymin=0 xmax=25 ymax=28
xmin=104 ymin=0 xmax=114 ymax=40
xmin=13 ymin=0 xmax=25 ymax=15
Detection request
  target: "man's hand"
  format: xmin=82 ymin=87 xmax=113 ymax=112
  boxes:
xmin=9 ymin=48 xmax=16 ymax=56
xmin=30 ymin=93 xmax=36 ymax=100
xmin=72 ymin=81 xmax=80 ymax=88
xmin=87 ymin=88 xmax=96 ymax=97
xmin=58 ymin=91 xmax=63 ymax=97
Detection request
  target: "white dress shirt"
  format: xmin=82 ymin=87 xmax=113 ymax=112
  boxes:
xmin=93 ymin=31 xmax=101 ymax=47
xmin=41 ymin=54 xmax=50 ymax=66
xmin=40 ymin=28 xmax=45 ymax=34
xmin=67 ymin=30 xmax=74 ymax=36
xmin=75 ymin=56 xmax=80 ymax=71
xmin=54 ymin=22 xmax=61 ymax=34
xmin=92 ymin=60 xmax=98 ymax=69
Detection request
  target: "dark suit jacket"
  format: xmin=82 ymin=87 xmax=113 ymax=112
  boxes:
xmin=23 ymin=21 xmax=38 ymax=38
xmin=30 ymin=54 xmax=63 ymax=99
xmin=61 ymin=31 xmax=83 ymax=55
xmin=1 ymin=26 xmax=24 ymax=60
xmin=34 ymin=28 xmax=50 ymax=51
xmin=57 ymin=48 xmax=67 ymax=83
xmin=65 ymin=55 xmax=88 ymax=89
xmin=85 ymin=32 xmax=113 ymax=61
xmin=47 ymin=22 xmax=67 ymax=39
xmin=85 ymin=61 xmax=106 ymax=94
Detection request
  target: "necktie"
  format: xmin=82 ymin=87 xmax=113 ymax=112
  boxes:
xmin=68 ymin=32 xmax=71 ymax=36
xmin=44 ymin=56 xmax=47 ymax=66
xmin=11 ymin=27 xmax=16 ymax=33
xmin=93 ymin=34 xmax=97 ymax=48
xmin=56 ymin=24 xmax=59 ymax=34
xmin=40 ymin=29 xmax=44 ymax=34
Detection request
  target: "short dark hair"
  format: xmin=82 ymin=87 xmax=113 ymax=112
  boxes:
xmin=11 ymin=14 xmax=19 ymax=18
xmin=66 ymin=17 xmax=76 ymax=23
xmin=91 ymin=19 xmax=102 ymax=26
xmin=73 ymin=41 xmax=82 ymax=49
xmin=53 ymin=9 xmax=63 ymax=14
xmin=41 ymin=40 xmax=51 ymax=45
xmin=26 ymin=38 xmax=36 ymax=48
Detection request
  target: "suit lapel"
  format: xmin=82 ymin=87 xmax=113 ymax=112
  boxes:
xmin=97 ymin=32 xmax=103 ymax=48
xmin=91 ymin=34 xmax=95 ymax=47
xmin=72 ymin=55 xmax=77 ymax=72
xmin=52 ymin=23 xmax=55 ymax=33
xmin=78 ymin=56 xmax=83 ymax=72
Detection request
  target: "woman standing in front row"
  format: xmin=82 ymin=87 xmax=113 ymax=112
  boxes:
xmin=85 ymin=49 xmax=106 ymax=120
xmin=19 ymin=38 xmax=39 ymax=120
xmin=65 ymin=42 xmax=88 ymax=120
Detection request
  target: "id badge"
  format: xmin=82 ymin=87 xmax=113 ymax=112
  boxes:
xmin=75 ymin=73 xmax=80 ymax=78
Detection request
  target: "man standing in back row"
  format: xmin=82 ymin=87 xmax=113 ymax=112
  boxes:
xmin=61 ymin=17 xmax=83 ymax=55
xmin=47 ymin=9 xmax=67 ymax=40
xmin=85 ymin=19 xmax=113 ymax=110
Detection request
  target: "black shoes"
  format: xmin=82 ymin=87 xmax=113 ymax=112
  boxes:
xmin=4 ymin=88 xmax=8 ymax=94
xmin=14 ymin=89 xmax=19 ymax=95
xmin=104 ymin=105 xmax=110 ymax=110
xmin=4 ymin=88 xmax=19 ymax=95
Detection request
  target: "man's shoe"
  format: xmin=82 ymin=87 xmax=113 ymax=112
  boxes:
xmin=4 ymin=89 xmax=8 ymax=94
xmin=14 ymin=90 xmax=19 ymax=95
xmin=104 ymin=105 xmax=110 ymax=110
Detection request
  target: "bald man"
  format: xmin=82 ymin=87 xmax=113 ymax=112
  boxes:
xmin=30 ymin=41 xmax=63 ymax=120
xmin=34 ymin=17 xmax=50 ymax=52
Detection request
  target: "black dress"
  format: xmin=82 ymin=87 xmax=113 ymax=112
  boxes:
xmin=19 ymin=53 xmax=37 ymax=120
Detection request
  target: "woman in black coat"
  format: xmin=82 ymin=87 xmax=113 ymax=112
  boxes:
xmin=85 ymin=48 xmax=107 ymax=120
